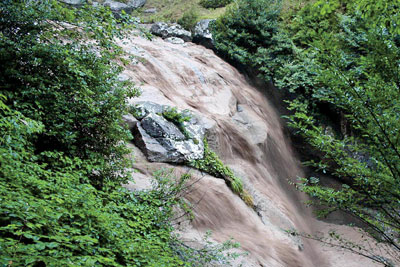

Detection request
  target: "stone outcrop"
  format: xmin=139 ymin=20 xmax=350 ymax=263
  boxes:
xmin=193 ymin=19 xmax=215 ymax=50
xmin=130 ymin=102 xmax=205 ymax=163
xmin=150 ymin=22 xmax=192 ymax=42
xmin=59 ymin=0 xmax=146 ymax=15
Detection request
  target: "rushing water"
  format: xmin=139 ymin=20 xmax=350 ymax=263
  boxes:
xmin=120 ymin=35 xmax=380 ymax=267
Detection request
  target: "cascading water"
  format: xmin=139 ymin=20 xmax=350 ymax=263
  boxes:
xmin=120 ymin=35 xmax=380 ymax=267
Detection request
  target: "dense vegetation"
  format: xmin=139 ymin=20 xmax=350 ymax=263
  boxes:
xmin=0 ymin=1 xmax=237 ymax=266
xmin=212 ymin=0 xmax=400 ymax=264
xmin=135 ymin=0 xmax=229 ymax=25
xmin=199 ymin=0 xmax=232 ymax=9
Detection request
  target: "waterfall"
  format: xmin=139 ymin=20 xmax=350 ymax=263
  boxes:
xmin=120 ymin=36 xmax=380 ymax=267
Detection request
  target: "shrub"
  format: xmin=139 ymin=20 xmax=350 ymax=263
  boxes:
xmin=0 ymin=97 xmax=193 ymax=265
xmin=285 ymin=13 xmax=400 ymax=263
xmin=200 ymin=0 xmax=233 ymax=9
xmin=212 ymin=0 xmax=293 ymax=83
xmin=177 ymin=8 xmax=199 ymax=31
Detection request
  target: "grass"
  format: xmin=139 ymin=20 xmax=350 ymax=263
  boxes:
xmin=132 ymin=0 xmax=315 ymax=26
xmin=132 ymin=0 xmax=230 ymax=24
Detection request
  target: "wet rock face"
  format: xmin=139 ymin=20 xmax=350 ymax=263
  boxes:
xmin=193 ymin=19 xmax=215 ymax=50
xmin=150 ymin=22 xmax=192 ymax=42
xmin=130 ymin=102 xmax=205 ymax=163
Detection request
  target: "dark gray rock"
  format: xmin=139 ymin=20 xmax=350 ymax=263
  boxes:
xmin=150 ymin=22 xmax=192 ymax=42
xmin=130 ymin=102 xmax=206 ymax=163
xmin=193 ymin=19 xmax=215 ymax=50
xmin=141 ymin=113 xmax=186 ymax=140
xmin=134 ymin=123 xmax=182 ymax=162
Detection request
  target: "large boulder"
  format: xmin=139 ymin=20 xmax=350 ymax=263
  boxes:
xmin=130 ymin=102 xmax=205 ymax=163
xmin=150 ymin=22 xmax=192 ymax=42
xmin=193 ymin=19 xmax=215 ymax=50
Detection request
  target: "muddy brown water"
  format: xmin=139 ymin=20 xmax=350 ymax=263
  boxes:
xmin=120 ymin=36 xmax=382 ymax=267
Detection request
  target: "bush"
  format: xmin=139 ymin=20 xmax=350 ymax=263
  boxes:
xmin=212 ymin=0 xmax=293 ymax=82
xmin=0 ymin=1 xmax=234 ymax=265
xmin=213 ymin=0 xmax=400 ymax=263
xmin=0 ymin=96 xmax=193 ymax=265
xmin=200 ymin=0 xmax=233 ymax=9
xmin=177 ymin=8 xmax=199 ymax=31
xmin=285 ymin=13 xmax=400 ymax=263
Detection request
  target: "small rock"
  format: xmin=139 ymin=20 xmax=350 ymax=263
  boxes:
xmin=150 ymin=22 xmax=192 ymax=42
xmin=103 ymin=0 xmax=133 ymax=13
xmin=165 ymin=37 xmax=185 ymax=45
xmin=59 ymin=0 xmax=85 ymax=5
xmin=143 ymin=8 xmax=157 ymax=13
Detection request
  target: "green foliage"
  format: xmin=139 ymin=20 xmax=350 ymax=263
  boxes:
xmin=162 ymin=107 xmax=193 ymax=139
xmin=213 ymin=0 xmax=400 ymax=262
xmin=0 ymin=97 xmax=192 ymax=265
xmin=212 ymin=0 xmax=293 ymax=82
xmin=345 ymin=0 xmax=400 ymax=34
xmin=0 ymin=1 xmax=236 ymax=266
xmin=212 ymin=0 xmax=318 ymax=98
xmin=286 ymin=13 xmax=400 ymax=255
xmin=0 ymin=0 xmax=141 ymax=188
xmin=200 ymin=0 xmax=233 ymax=9
xmin=135 ymin=0 xmax=227 ymax=24
xmin=177 ymin=8 xmax=199 ymax=30
xmin=173 ymin=230 xmax=243 ymax=266
xmin=129 ymin=104 xmax=146 ymax=119
xmin=162 ymin=107 xmax=192 ymax=124
xmin=284 ymin=0 xmax=341 ymax=47
xmin=189 ymin=139 xmax=252 ymax=206
xmin=284 ymin=3 xmax=400 ymax=263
